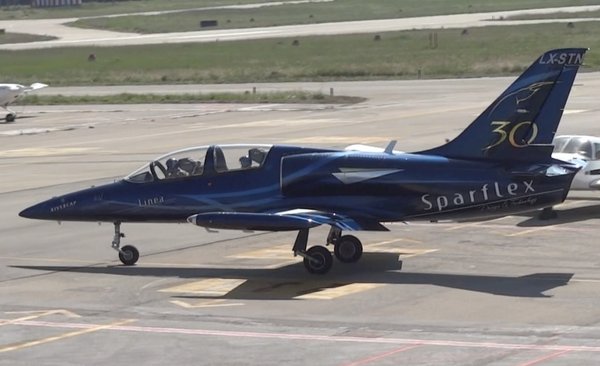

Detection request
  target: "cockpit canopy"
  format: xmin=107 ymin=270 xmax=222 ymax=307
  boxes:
xmin=553 ymin=136 xmax=600 ymax=161
xmin=125 ymin=144 xmax=272 ymax=183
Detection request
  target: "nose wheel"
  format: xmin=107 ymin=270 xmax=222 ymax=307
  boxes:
xmin=111 ymin=222 xmax=139 ymax=266
xmin=118 ymin=245 xmax=139 ymax=266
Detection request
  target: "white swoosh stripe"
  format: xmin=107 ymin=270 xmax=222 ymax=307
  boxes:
xmin=332 ymin=169 xmax=402 ymax=184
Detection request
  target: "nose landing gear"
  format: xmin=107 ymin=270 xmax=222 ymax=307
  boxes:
xmin=111 ymin=222 xmax=139 ymax=265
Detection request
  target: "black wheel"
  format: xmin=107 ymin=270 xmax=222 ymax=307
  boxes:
xmin=119 ymin=245 xmax=139 ymax=265
xmin=334 ymin=235 xmax=363 ymax=263
xmin=5 ymin=113 xmax=15 ymax=122
xmin=303 ymin=245 xmax=333 ymax=274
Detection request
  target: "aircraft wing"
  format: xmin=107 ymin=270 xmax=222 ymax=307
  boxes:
xmin=187 ymin=209 xmax=389 ymax=232
xmin=26 ymin=83 xmax=48 ymax=91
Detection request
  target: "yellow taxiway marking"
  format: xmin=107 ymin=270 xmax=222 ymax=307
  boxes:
xmin=170 ymin=299 xmax=244 ymax=309
xmin=159 ymin=278 xmax=246 ymax=297
xmin=0 ymin=319 xmax=135 ymax=354
xmin=0 ymin=310 xmax=80 ymax=327
xmin=285 ymin=136 xmax=387 ymax=144
xmin=563 ymin=109 xmax=588 ymax=115
xmin=229 ymin=244 xmax=290 ymax=260
xmin=294 ymin=283 xmax=385 ymax=300
xmin=571 ymin=278 xmax=600 ymax=283
xmin=367 ymin=239 xmax=436 ymax=258
xmin=504 ymin=227 xmax=550 ymax=237
xmin=0 ymin=256 xmax=97 ymax=264
xmin=0 ymin=147 xmax=98 ymax=158
xmin=444 ymin=216 xmax=510 ymax=231
xmin=369 ymin=238 xmax=424 ymax=246
xmin=232 ymin=238 xmax=430 ymax=260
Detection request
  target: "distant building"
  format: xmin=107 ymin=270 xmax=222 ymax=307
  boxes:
xmin=31 ymin=0 xmax=82 ymax=7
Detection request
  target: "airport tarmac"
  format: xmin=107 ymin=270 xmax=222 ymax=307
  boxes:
xmin=1 ymin=76 xmax=600 ymax=365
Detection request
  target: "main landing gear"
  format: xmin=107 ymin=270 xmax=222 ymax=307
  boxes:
xmin=293 ymin=227 xmax=364 ymax=274
xmin=5 ymin=112 xmax=16 ymax=123
xmin=111 ymin=222 xmax=139 ymax=265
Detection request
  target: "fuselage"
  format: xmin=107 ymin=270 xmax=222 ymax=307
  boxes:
xmin=20 ymin=144 xmax=578 ymax=226
xmin=0 ymin=84 xmax=25 ymax=107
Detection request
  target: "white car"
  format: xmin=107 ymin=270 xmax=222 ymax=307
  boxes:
xmin=552 ymin=135 xmax=600 ymax=190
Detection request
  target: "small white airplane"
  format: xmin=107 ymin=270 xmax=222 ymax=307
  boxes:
xmin=0 ymin=82 xmax=48 ymax=122
xmin=552 ymin=135 xmax=600 ymax=190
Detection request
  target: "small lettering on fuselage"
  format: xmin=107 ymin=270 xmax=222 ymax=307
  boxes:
xmin=421 ymin=180 xmax=534 ymax=212
xmin=50 ymin=200 xmax=77 ymax=212
xmin=138 ymin=196 xmax=165 ymax=206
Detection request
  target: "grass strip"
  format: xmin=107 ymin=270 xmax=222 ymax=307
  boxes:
xmin=69 ymin=0 xmax=600 ymax=33
xmin=16 ymin=92 xmax=365 ymax=105
xmin=0 ymin=32 xmax=56 ymax=44
xmin=0 ymin=0 xmax=275 ymax=20
xmin=2 ymin=22 xmax=600 ymax=86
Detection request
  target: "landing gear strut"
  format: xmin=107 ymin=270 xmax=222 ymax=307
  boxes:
xmin=292 ymin=227 xmax=364 ymax=274
xmin=111 ymin=222 xmax=139 ymax=265
xmin=539 ymin=206 xmax=558 ymax=220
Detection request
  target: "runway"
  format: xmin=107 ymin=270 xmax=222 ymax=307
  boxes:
xmin=1 ymin=75 xmax=600 ymax=365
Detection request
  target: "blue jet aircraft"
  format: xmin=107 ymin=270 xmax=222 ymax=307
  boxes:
xmin=20 ymin=48 xmax=587 ymax=274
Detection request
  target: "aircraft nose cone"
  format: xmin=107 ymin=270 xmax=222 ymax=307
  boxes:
xmin=19 ymin=197 xmax=72 ymax=221
xmin=19 ymin=202 xmax=48 ymax=220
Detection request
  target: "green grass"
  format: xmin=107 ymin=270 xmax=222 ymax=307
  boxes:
xmin=1 ymin=22 xmax=599 ymax=86
xmin=506 ymin=9 xmax=600 ymax=20
xmin=0 ymin=32 xmax=56 ymax=44
xmin=17 ymin=92 xmax=365 ymax=105
xmin=0 ymin=0 xmax=275 ymax=20
xmin=69 ymin=0 xmax=600 ymax=33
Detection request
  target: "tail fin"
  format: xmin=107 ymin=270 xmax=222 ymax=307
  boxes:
xmin=26 ymin=83 xmax=48 ymax=92
xmin=417 ymin=48 xmax=587 ymax=162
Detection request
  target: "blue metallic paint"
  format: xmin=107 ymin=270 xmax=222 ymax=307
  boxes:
xmin=19 ymin=49 xmax=587 ymax=270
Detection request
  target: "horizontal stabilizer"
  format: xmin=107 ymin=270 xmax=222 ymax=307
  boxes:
xmin=27 ymin=83 xmax=48 ymax=91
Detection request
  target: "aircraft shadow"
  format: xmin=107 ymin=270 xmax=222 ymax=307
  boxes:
xmin=12 ymin=253 xmax=572 ymax=299
xmin=517 ymin=203 xmax=600 ymax=227
xmin=0 ymin=115 xmax=36 ymax=123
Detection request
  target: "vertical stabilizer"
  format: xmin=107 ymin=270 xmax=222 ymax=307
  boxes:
xmin=417 ymin=48 xmax=587 ymax=162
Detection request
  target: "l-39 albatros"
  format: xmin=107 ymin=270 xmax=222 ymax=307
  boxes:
xmin=20 ymin=48 xmax=586 ymax=274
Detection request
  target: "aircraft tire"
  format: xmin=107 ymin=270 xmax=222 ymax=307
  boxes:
xmin=119 ymin=245 xmax=139 ymax=266
xmin=334 ymin=235 xmax=363 ymax=263
xmin=5 ymin=113 xmax=15 ymax=123
xmin=303 ymin=245 xmax=333 ymax=274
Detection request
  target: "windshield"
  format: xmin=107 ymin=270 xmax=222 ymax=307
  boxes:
xmin=556 ymin=137 xmax=593 ymax=159
xmin=125 ymin=144 xmax=273 ymax=183
xmin=125 ymin=146 xmax=209 ymax=183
